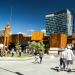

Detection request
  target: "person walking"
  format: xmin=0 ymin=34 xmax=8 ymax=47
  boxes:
xmin=11 ymin=48 xmax=15 ymax=57
xmin=0 ymin=49 xmax=1 ymax=56
xmin=59 ymin=48 xmax=67 ymax=71
xmin=34 ymin=50 xmax=39 ymax=63
xmin=19 ymin=48 xmax=22 ymax=57
xmin=39 ymin=50 xmax=44 ymax=64
xmin=66 ymin=45 xmax=75 ymax=72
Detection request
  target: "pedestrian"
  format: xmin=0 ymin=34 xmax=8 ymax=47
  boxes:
xmin=0 ymin=49 xmax=1 ymax=56
xmin=25 ymin=48 xmax=28 ymax=54
xmin=11 ymin=48 xmax=15 ymax=57
xmin=5 ymin=48 xmax=8 ymax=56
xmin=66 ymin=45 xmax=75 ymax=72
xmin=34 ymin=50 xmax=39 ymax=63
xmin=59 ymin=48 xmax=67 ymax=70
xmin=39 ymin=50 xmax=44 ymax=64
xmin=19 ymin=48 xmax=22 ymax=57
xmin=29 ymin=48 xmax=32 ymax=55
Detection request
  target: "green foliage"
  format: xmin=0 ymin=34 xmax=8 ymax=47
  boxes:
xmin=38 ymin=41 xmax=45 ymax=51
xmin=28 ymin=41 xmax=45 ymax=51
xmin=15 ymin=41 xmax=21 ymax=50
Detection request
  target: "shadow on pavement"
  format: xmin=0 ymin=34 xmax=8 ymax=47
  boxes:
xmin=15 ymin=72 xmax=23 ymax=75
xmin=51 ymin=67 xmax=59 ymax=72
xmin=51 ymin=67 xmax=75 ymax=72
xmin=32 ymin=61 xmax=40 ymax=64
xmin=0 ymin=67 xmax=24 ymax=75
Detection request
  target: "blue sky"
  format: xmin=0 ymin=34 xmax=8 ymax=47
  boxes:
xmin=0 ymin=0 xmax=75 ymax=35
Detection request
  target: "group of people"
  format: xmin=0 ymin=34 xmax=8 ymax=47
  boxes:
xmin=59 ymin=45 xmax=75 ymax=72
xmin=34 ymin=50 xmax=44 ymax=64
xmin=11 ymin=48 xmax=22 ymax=57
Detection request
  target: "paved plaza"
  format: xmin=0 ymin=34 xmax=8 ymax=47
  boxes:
xmin=0 ymin=55 xmax=75 ymax=75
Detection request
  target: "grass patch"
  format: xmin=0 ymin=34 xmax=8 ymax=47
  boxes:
xmin=5 ymin=53 xmax=31 ymax=58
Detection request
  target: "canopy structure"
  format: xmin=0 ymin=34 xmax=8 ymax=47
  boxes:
xmin=0 ymin=44 xmax=3 ymax=49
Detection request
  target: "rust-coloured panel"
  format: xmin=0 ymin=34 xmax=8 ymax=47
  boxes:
xmin=50 ymin=34 xmax=67 ymax=48
xmin=31 ymin=32 xmax=44 ymax=41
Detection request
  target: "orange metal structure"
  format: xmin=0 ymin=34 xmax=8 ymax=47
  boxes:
xmin=50 ymin=33 xmax=67 ymax=48
xmin=4 ymin=24 xmax=10 ymax=47
xmin=31 ymin=32 xmax=44 ymax=41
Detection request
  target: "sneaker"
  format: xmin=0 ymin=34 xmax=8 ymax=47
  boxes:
xmin=57 ymin=69 xmax=60 ymax=72
xmin=67 ymin=69 xmax=71 ymax=72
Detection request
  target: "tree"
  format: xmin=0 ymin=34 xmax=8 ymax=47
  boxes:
xmin=28 ymin=41 xmax=45 ymax=52
xmin=15 ymin=41 xmax=21 ymax=51
xmin=38 ymin=41 xmax=45 ymax=51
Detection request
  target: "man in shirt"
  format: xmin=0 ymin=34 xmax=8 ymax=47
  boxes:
xmin=59 ymin=48 xmax=66 ymax=70
xmin=66 ymin=45 xmax=75 ymax=72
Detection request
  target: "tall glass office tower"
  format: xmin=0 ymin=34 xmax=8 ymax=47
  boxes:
xmin=45 ymin=9 xmax=73 ymax=35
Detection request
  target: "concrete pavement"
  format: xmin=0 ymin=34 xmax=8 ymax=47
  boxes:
xmin=0 ymin=56 xmax=33 ymax=61
xmin=0 ymin=55 xmax=75 ymax=75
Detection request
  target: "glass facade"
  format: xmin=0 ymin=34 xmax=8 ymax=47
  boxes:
xmin=45 ymin=9 xmax=73 ymax=35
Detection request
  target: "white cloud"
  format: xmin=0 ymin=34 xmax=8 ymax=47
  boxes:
xmin=41 ymin=29 xmax=47 ymax=35
xmin=41 ymin=29 xmax=46 ymax=34
xmin=17 ymin=32 xmax=22 ymax=34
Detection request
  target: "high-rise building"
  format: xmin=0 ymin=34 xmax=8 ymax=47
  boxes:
xmin=45 ymin=9 xmax=74 ymax=35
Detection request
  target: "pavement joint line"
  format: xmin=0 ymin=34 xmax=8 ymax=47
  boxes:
xmin=0 ymin=57 xmax=33 ymax=61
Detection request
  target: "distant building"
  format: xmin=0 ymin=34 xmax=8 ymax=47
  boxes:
xmin=10 ymin=33 xmax=26 ymax=43
xmin=45 ymin=9 xmax=74 ymax=35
